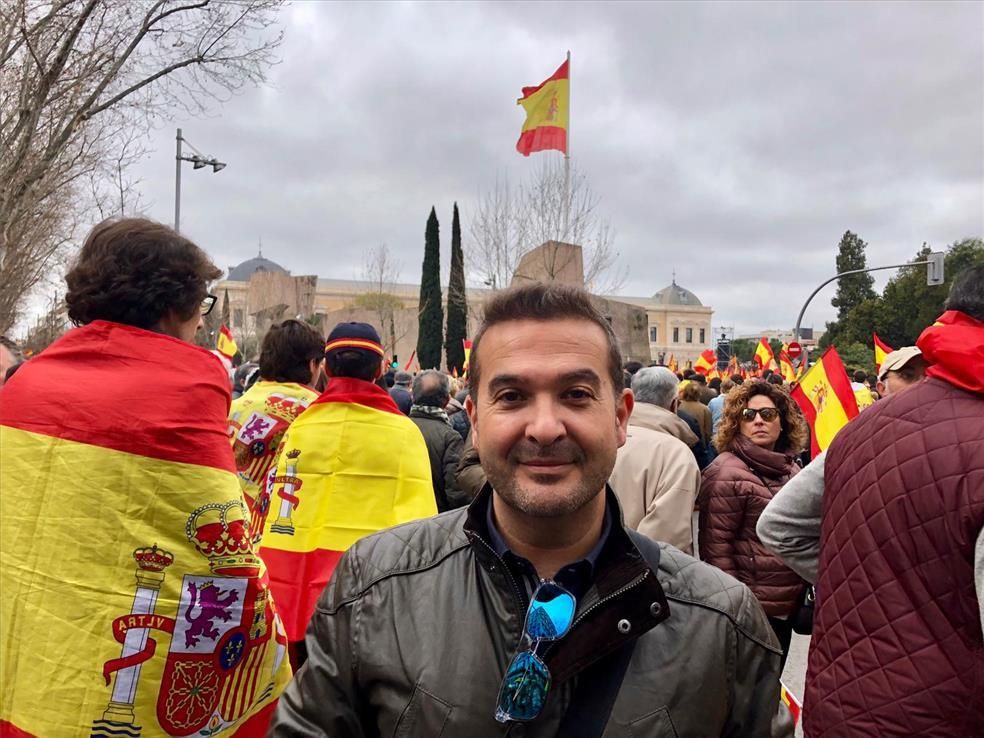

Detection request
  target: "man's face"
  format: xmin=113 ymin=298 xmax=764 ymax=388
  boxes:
xmin=465 ymin=318 xmax=633 ymax=518
xmin=877 ymin=364 xmax=925 ymax=397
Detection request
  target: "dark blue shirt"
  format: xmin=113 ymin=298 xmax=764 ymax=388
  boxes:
xmin=484 ymin=494 xmax=612 ymax=603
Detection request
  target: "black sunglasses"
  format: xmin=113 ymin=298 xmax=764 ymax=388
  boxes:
xmin=741 ymin=407 xmax=779 ymax=422
xmin=200 ymin=294 xmax=217 ymax=316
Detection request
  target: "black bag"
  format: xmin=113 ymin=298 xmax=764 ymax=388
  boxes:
xmin=791 ymin=584 xmax=815 ymax=635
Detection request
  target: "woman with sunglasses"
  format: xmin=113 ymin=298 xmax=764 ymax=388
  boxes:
xmin=698 ymin=379 xmax=808 ymax=668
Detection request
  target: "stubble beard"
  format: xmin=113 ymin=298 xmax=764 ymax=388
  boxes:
xmin=483 ymin=440 xmax=613 ymax=518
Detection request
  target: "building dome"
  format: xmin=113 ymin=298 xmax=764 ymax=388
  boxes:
xmin=226 ymin=254 xmax=288 ymax=282
xmin=651 ymin=279 xmax=702 ymax=306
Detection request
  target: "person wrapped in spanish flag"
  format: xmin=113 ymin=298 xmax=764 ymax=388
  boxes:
xmin=228 ymin=319 xmax=325 ymax=541
xmin=0 ymin=219 xmax=291 ymax=738
xmin=258 ymin=321 xmax=436 ymax=668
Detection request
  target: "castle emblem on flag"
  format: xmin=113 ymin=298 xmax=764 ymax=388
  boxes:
xmin=92 ymin=501 xmax=286 ymax=737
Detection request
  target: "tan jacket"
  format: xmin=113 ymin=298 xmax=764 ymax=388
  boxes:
xmin=610 ymin=424 xmax=702 ymax=554
xmin=629 ymin=401 xmax=699 ymax=447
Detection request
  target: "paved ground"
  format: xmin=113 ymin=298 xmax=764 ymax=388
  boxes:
xmin=782 ymin=634 xmax=810 ymax=737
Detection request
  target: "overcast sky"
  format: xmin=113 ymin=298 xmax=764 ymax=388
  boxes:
xmin=126 ymin=0 xmax=983 ymax=335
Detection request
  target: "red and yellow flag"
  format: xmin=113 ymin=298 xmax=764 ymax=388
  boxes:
xmin=779 ymin=344 xmax=798 ymax=383
xmin=228 ymin=380 xmax=319 ymax=517
xmin=667 ymin=354 xmax=678 ymax=373
xmin=217 ymin=324 xmax=238 ymax=359
xmin=780 ymin=682 xmax=802 ymax=726
xmin=516 ymin=58 xmax=569 ymax=156
xmin=258 ymin=378 xmax=436 ymax=642
xmin=873 ymin=332 xmax=894 ymax=374
xmin=0 ymin=321 xmax=289 ymax=738
xmin=694 ymin=348 xmax=717 ymax=375
xmin=754 ymin=337 xmax=777 ymax=374
xmin=727 ymin=355 xmax=739 ymax=376
xmin=463 ymin=338 xmax=473 ymax=373
xmin=791 ymin=346 xmax=861 ymax=458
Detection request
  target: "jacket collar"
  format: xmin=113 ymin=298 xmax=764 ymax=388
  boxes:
xmin=629 ymin=402 xmax=699 ymax=446
xmin=463 ymin=484 xmax=671 ymax=684
xmin=730 ymin=434 xmax=797 ymax=479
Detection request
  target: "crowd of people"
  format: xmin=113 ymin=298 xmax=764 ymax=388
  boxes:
xmin=0 ymin=216 xmax=981 ymax=738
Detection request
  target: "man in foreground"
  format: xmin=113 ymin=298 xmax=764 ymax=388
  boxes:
xmin=269 ymin=283 xmax=782 ymax=736
xmin=803 ymin=266 xmax=984 ymax=736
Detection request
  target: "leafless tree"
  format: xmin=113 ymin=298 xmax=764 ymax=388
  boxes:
xmin=468 ymin=158 xmax=625 ymax=294
xmin=20 ymin=291 xmax=69 ymax=355
xmin=351 ymin=243 xmax=410 ymax=359
xmin=0 ymin=0 xmax=284 ymax=334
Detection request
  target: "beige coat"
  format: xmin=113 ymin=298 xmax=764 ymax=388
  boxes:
xmin=628 ymin=401 xmax=699 ymax=447
xmin=610 ymin=423 xmax=702 ymax=554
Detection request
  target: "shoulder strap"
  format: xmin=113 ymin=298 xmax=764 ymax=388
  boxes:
xmin=555 ymin=638 xmax=636 ymax=737
xmin=555 ymin=534 xmax=659 ymax=737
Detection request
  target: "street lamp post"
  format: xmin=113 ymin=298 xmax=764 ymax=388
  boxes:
xmin=174 ymin=127 xmax=227 ymax=233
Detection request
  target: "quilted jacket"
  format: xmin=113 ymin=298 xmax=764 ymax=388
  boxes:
xmin=698 ymin=436 xmax=805 ymax=616
xmin=804 ymin=373 xmax=984 ymax=737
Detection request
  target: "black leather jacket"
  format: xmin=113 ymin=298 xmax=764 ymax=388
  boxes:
xmin=269 ymin=487 xmax=783 ymax=737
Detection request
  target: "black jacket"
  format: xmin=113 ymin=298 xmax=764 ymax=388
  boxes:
xmin=269 ymin=487 xmax=784 ymax=737
xmin=409 ymin=409 xmax=467 ymax=511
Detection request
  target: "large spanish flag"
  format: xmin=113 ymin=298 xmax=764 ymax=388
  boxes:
xmin=516 ymin=58 xmax=569 ymax=156
xmin=694 ymin=348 xmax=717 ymax=375
xmin=258 ymin=377 xmax=436 ymax=642
xmin=872 ymin=332 xmax=893 ymax=374
xmin=0 ymin=321 xmax=290 ymax=738
xmin=790 ymin=346 xmax=860 ymax=458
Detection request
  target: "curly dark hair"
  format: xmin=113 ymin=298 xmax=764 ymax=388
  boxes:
xmin=714 ymin=379 xmax=808 ymax=454
xmin=65 ymin=218 xmax=221 ymax=329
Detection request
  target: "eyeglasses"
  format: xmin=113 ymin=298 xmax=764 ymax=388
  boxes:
xmin=200 ymin=294 xmax=217 ymax=316
xmin=741 ymin=407 xmax=779 ymax=422
xmin=495 ymin=581 xmax=576 ymax=723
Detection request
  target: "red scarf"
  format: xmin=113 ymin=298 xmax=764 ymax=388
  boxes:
xmin=916 ymin=310 xmax=984 ymax=395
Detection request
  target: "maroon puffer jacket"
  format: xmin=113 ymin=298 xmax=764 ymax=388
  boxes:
xmin=804 ymin=375 xmax=984 ymax=737
xmin=698 ymin=436 xmax=804 ymax=616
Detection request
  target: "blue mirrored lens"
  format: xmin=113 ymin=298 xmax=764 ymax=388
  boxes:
xmin=495 ymin=650 xmax=550 ymax=723
xmin=525 ymin=583 xmax=575 ymax=641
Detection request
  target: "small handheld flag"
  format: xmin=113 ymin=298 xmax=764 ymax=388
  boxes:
xmin=873 ymin=333 xmax=894 ymax=375
xmin=217 ymin=324 xmax=238 ymax=359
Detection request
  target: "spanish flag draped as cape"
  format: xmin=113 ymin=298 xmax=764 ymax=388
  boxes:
xmin=258 ymin=377 xmax=436 ymax=642
xmin=228 ymin=380 xmax=319 ymax=531
xmin=0 ymin=321 xmax=291 ymax=738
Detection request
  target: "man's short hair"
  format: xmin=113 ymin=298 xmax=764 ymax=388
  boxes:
xmin=682 ymin=368 xmax=696 ymax=379
xmin=853 ymin=369 xmax=867 ymax=383
xmin=945 ymin=264 xmax=984 ymax=322
xmin=468 ymin=283 xmax=622 ymax=401
xmin=65 ymin=218 xmax=221 ymax=328
xmin=259 ymin=320 xmax=325 ymax=384
xmin=729 ymin=373 xmax=744 ymax=385
xmin=631 ymin=367 xmax=678 ymax=409
xmin=394 ymin=370 xmax=413 ymax=386
xmin=767 ymin=373 xmax=784 ymax=385
xmin=412 ymin=369 xmax=450 ymax=407
xmin=692 ymin=373 xmax=706 ymax=385
xmin=623 ymin=360 xmax=644 ymax=375
xmin=708 ymin=377 xmax=722 ymax=391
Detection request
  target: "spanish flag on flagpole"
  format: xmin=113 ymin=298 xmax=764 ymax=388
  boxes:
xmin=790 ymin=346 xmax=861 ymax=458
xmin=0 ymin=321 xmax=289 ymax=738
xmin=258 ymin=378 xmax=436 ymax=643
xmin=217 ymin=324 xmax=238 ymax=360
xmin=873 ymin=332 xmax=894 ymax=374
xmin=516 ymin=57 xmax=569 ymax=156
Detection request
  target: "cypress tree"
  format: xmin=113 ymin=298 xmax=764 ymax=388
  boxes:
xmin=445 ymin=202 xmax=467 ymax=374
xmin=417 ymin=207 xmax=444 ymax=369
xmin=221 ymin=288 xmax=231 ymax=327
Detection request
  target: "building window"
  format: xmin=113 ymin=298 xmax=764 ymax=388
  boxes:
xmin=233 ymin=308 xmax=244 ymax=328
xmin=649 ymin=326 xmax=657 ymax=343
xmin=686 ymin=328 xmax=693 ymax=343
xmin=673 ymin=327 xmax=679 ymax=343
xmin=700 ymin=328 xmax=705 ymax=344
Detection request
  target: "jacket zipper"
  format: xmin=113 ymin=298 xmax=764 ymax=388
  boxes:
xmin=541 ymin=570 xmax=650 ymax=658
xmin=469 ymin=532 xmax=527 ymax=617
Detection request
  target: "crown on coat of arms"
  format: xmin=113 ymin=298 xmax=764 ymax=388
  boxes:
xmin=185 ymin=500 xmax=260 ymax=577
xmin=133 ymin=544 xmax=175 ymax=572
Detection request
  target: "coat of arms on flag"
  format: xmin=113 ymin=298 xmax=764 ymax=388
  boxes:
xmin=92 ymin=501 xmax=287 ymax=738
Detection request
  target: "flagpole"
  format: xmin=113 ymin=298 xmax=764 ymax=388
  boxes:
xmin=563 ymin=49 xmax=571 ymax=241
